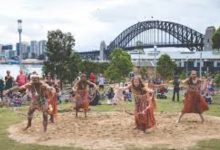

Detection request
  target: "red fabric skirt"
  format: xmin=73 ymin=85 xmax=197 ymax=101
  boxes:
xmin=182 ymin=90 xmax=208 ymax=113
xmin=75 ymin=90 xmax=89 ymax=111
xmin=135 ymin=94 xmax=155 ymax=131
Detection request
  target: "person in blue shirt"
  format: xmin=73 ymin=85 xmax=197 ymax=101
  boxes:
xmin=0 ymin=76 xmax=4 ymax=100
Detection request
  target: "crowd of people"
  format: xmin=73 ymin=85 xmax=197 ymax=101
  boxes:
xmin=0 ymin=69 xmax=217 ymax=133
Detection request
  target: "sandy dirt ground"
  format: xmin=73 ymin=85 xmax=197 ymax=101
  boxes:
xmin=8 ymin=111 xmax=220 ymax=150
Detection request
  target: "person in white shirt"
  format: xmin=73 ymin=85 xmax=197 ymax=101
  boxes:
xmin=98 ymin=74 xmax=105 ymax=91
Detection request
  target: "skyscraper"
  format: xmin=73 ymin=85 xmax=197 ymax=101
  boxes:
xmin=0 ymin=44 xmax=3 ymax=54
xmin=30 ymin=40 xmax=39 ymax=58
xmin=2 ymin=44 xmax=13 ymax=59
xmin=38 ymin=40 xmax=47 ymax=55
xmin=0 ymin=44 xmax=3 ymax=60
xmin=16 ymin=42 xmax=29 ymax=59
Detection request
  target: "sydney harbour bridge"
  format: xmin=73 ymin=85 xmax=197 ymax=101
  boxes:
xmin=78 ymin=20 xmax=205 ymax=60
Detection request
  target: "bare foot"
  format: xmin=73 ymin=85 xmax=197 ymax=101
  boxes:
xmin=23 ymin=126 xmax=30 ymax=131
xmin=133 ymin=126 xmax=138 ymax=130
xmin=201 ymin=119 xmax=205 ymax=123
xmin=176 ymin=119 xmax=180 ymax=124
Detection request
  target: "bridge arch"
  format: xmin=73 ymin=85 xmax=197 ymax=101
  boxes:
xmin=107 ymin=20 xmax=204 ymax=51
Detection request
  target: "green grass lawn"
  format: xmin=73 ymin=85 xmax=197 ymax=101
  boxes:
xmin=0 ymin=92 xmax=220 ymax=150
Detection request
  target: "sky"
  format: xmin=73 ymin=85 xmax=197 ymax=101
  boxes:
xmin=0 ymin=0 xmax=219 ymax=52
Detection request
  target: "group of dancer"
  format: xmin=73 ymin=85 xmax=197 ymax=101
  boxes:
xmin=4 ymin=69 xmax=209 ymax=133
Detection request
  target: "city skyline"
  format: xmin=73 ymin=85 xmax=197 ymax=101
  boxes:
xmin=0 ymin=40 xmax=46 ymax=60
xmin=0 ymin=0 xmax=219 ymax=51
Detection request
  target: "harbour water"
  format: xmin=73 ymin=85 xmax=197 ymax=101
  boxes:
xmin=0 ymin=64 xmax=43 ymax=78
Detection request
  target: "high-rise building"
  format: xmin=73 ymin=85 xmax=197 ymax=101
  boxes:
xmin=38 ymin=40 xmax=47 ymax=55
xmin=5 ymin=50 xmax=16 ymax=59
xmin=22 ymin=42 xmax=29 ymax=59
xmin=1 ymin=40 xmax=46 ymax=60
xmin=1 ymin=44 xmax=13 ymax=59
xmin=0 ymin=44 xmax=3 ymax=60
xmin=2 ymin=44 xmax=13 ymax=51
xmin=16 ymin=42 xmax=29 ymax=59
xmin=0 ymin=44 xmax=3 ymax=54
xmin=30 ymin=40 xmax=39 ymax=58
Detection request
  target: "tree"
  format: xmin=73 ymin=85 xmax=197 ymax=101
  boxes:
xmin=212 ymin=27 xmax=220 ymax=50
xmin=140 ymin=66 xmax=147 ymax=80
xmin=43 ymin=29 xmax=80 ymax=88
xmin=65 ymin=53 xmax=82 ymax=83
xmin=156 ymin=54 xmax=177 ymax=80
xmin=79 ymin=61 xmax=109 ymax=76
xmin=105 ymin=48 xmax=133 ymax=82
xmin=214 ymin=73 xmax=220 ymax=87
xmin=105 ymin=65 xmax=122 ymax=82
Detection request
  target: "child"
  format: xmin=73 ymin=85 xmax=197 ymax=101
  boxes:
xmin=204 ymin=93 xmax=212 ymax=104
xmin=106 ymin=87 xmax=114 ymax=105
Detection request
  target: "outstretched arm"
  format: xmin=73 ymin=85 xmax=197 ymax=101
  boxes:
xmin=169 ymin=80 xmax=174 ymax=83
xmin=153 ymin=83 xmax=167 ymax=89
xmin=4 ymin=83 xmax=31 ymax=95
xmin=182 ymin=78 xmax=189 ymax=84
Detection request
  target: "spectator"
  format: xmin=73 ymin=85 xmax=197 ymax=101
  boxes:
xmin=5 ymin=70 xmax=13 ymax=90
xmin=207 ymin=77 xmax=214 ymax=95
xmin=0 ymin=76 xmax=4 ymax=100
xmin=201 ymin=76 xmax=214 ymax=105
xmin=89 ymin=72 xmax=96 ymax=83
xmin=129 ymin=72 xmax=135 ymax=79
xmin=16 ymin=70 xmax=27 ymax=87
xmin=106 ymin=87 xmax=114 ymax=105
xmin=98 ymin=74 xmax=105 ymax=91
xmin=123 ymin=84 xmax=132 ymax=102
xmin=204 ymin=93 xmax=212 ymax=104
xmin=172 ymin=75 xmax=180 ymax=102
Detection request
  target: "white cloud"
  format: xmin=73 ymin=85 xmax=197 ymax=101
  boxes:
xmin=0 ymin=0 xmax=219 ymax=51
